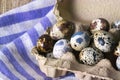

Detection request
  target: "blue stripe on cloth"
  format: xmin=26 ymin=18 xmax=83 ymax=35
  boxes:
xmin=13 ymin=38 xmax=48 ymax=79
xmin=27 ymin=17 xmax=53 ymax=46
xmin=1 ymin=47 xmax=35 ymax=80
xmin=0 ymin=5 xmax=53 ymax=27
xmin=0 ymin=60 xmax=19 ymax=80
xmin=27 ymin=16 xmax=52 ymax=47
xmin=27 ymin=28 xmax=39 ymax=46
xmin=0 ymin=31 xmax=26 ymax=44
xmin=40 ymin=16 xmax=52 ymax=30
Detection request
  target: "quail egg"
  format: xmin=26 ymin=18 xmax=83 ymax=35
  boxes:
xmin=90 ymin=18 xmax=110 ymax=34
xmin=111 ymin=20 xmax=120 ymax=30
xmin=70 ymin=31 xmax=91 ymax=51
xmin=114 ymin=42 xmax=120 ymax=56
xmin=50 ymin=20 xmax=75 ymax=40
xmin=37 ymin=34 xmax=54 ymax=53
xmin=53 ymin=39 xmax=72 ymax=58
xmin=110 ymin=20 xmax=120 ymax=42
xmin=79 ymin=47 xmax=104 ymax=65
xmin=94 ymin=30 xmax=115 ymax=52
xmin=116 ymin=56 xmax=120 ymax=70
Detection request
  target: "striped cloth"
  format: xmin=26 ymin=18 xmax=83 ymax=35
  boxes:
xmin=0 ymin=0 xmax=78 ymax=80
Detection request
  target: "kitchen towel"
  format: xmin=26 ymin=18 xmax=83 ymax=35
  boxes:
xmin=0 ymin=0 xmax=78 ymax=80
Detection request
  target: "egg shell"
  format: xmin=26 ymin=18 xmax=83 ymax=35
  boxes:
xmin=50 ymin=20 xmax=75 ymax=40
xmin=116 ymin=56 xmax=120 ymax=70
xmin=79 ymin=47 xmax=104 ymax=65
xmin=70 ymin=31 xmax=91 ymax=51
xmin=90 ymin=18 xmax=110 ymax=34
xmin=37 ymin=34 xmax=54 ymax=53
xmin=94 ymin=30 xmax=115 ymax=52
xmin=53 ymin=39 xmax=72 ymax=58
xmin=111 ymin=20 xmax=120 ymax=30
xmin=110 ymin=20 xmax=120 ymax=42
xmin=114 ymin=42 xmax=120 ymax=56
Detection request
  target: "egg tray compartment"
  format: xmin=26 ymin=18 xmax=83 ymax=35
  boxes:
xmin=31 ymin=47 xmax=69 ymax=78
xmin=31 ymin=0 xmax=120 ymax=80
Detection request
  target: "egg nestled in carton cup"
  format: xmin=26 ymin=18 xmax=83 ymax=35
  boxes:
xmin=109 ymin=20 xmax=120 ymax=42
xmin=31 ymin=0 xmax=120 ymax=80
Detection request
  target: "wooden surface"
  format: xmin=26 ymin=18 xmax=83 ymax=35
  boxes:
xmin=0 ymin=0 xmax=31 ymax=14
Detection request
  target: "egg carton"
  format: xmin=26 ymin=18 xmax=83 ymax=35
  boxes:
xmin=31 ymin=47 xmax=120 ymax=80
xmin=31 ymin=0 xmax=120 ymax=80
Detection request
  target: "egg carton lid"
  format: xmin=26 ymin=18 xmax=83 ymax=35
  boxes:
xmin=54 ymin=0 xmax=120 ymax=24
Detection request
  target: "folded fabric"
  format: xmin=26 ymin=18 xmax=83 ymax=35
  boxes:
xmin=0 ymin=0 xmax=55 ymax=49
xmin=0 ymin=0 xmax=78 ymax=80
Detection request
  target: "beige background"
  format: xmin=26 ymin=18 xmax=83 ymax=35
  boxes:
xmin=0 ymin=0 xmax=31 ymax=14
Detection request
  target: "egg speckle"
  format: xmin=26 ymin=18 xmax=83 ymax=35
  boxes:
xmin=70 ymin=31 xmax=91 ymax=51
xmin=76 ymin=38 xmax=83 ymax=44
xmin=53 ymin=39 xmax=72 ymax=58
xmin=98 ymin=37 xmax=105 ymax=46
xmin=79 ymin=47 xmax=104 ymax=65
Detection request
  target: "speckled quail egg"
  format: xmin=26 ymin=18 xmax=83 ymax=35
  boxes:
xmin=70 ymin=31 xmax=91 ymax=51
xmin=110 ymin=20 xmax=120 ymax=42
xmin=79 ymin=47 xmax=104 ymax=65
xmin=111 ymin=20 xmax=120 ymax=30
xmin=90 ymin=18 xmax=110 ymax=34
xmin=50 ymin=20 xmax=75 ymax=40
xmin=53 ymin=39 xmax=72 ymax=58
xmin=116 ymin=56 xmax=120 ymax=70
xmin=93 ymin=30 xmax=115 ymax=52
xmin=37 ymin=34 xmax=54 ymax=53
xmin=114 ymin=42 xmax=120 ymax=56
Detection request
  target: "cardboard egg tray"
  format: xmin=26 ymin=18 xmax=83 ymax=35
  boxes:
xmin=31 ymin=0 xmax=120 ymax=80
xmin=31 ymin=47 xmax=120 ymax=80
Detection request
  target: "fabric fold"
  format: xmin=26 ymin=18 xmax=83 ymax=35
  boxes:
xmin=0 ymin=0 xmax=55 ymax=48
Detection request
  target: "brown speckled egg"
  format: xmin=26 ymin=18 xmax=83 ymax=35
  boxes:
xmin=90 ymin=18 xmax=110 ymax=34
xmin=37 ymin=34 xmax=54 ymax=53
xmin=50 ymin=20 xmax=75 ymax=40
